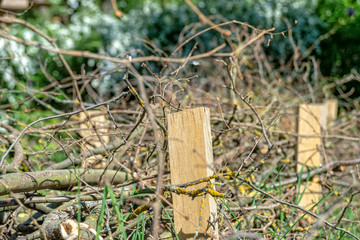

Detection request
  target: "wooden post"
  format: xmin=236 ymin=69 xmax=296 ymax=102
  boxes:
xmin=0 ymin=0 xmax=29 ymax=10
xmin=167 ymin=107 xmax=218 ymax=239
xmin=297 ymin=104 xmax=324 ymax=215
xmin=324 ymin=99 xmax=338 ymax=127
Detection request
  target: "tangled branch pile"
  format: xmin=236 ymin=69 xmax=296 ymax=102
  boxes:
xmin=0 ymin=7 xmax=360 ymax=240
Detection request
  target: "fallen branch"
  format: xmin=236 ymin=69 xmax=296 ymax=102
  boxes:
xmin=0 ymin=169 xmax=133 ymax=196
xmin=272 ymin=158 xmax=360 ymax=188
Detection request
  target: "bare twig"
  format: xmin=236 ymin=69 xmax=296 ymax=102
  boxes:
xmin=0 ymin=92 xmax=129 ymax=169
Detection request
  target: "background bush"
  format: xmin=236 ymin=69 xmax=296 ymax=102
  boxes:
xmin=1 ymin=0 xmax=359 ymax=107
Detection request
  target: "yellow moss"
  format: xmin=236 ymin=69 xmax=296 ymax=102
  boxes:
xmin=17 ymin=122 xmax=27 ymax=128
xmin=239 ymin=185 xmax=246 ymax=195
xmin=200 ymin=200 xmax=205 ymax=214
xmin=254 ymin=129 xmax=263 ymax=137
xmin=164 ymin=191 xmax=171 ymax=198
xmin=71 ymin=115 xmax=82 ymax=121
xmin=128 ymin=204 xmax=149 ymax=220
xmin=263 ymin=211 xmax=271 ymax=217
xmin=207 ymin=188 xmax=225 ymax=198
xmin=250 ymin=174 xmax=256 ymax=182
xmin=293 ymin=225 xmax=312 ymax=232
xmin=187 ymin=189 xmax=202 ymax=197
xmin=89 ymin=215 xmax=97 ymax=222
xmin=176 ymin=187 xmax=188 ymax=195
xmin=280 ymin=159 xmax=292 ymax=164
xmin=247 ymin=190 xmax=256 ymax=197
xmin=183 ymin=175 xmax=219 ymax=188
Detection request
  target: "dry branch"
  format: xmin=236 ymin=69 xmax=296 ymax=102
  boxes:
xmin=0 ymin=7 xmax=359 ymax=240
xmin=0 ymin=169 xmax=132 ymax=196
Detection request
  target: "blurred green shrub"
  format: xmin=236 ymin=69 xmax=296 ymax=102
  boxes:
xmin=315 ymin=0 xmax=360 ymax=76
xmin=248 ymin=1 xmax=326 ymax=63
xmin=2 ymin=0 xmax=352 ymax=98
xmin=313 ymin=0 xmax=360 ymax=98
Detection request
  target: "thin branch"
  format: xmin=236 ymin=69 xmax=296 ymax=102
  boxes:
xmin=0 ymin=91 xmax=130 ymax=169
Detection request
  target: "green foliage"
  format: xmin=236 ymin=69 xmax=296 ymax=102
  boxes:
xmin=314 ymin=0 xmax=360 ymax=97
xmin=0 ymin=0 xmax=329 ymax=98
xmin=320 ymin=18 xmax=360 ymax=76
xmin=1 ymin=0 xmax=357 ymax=103
xmin=316 ymin=3 xmax=360 ymax=76
xmin=265 ymin=3 xmax=326 ymax=60
xmin=315 ymin=0 xmax=359 ymax=26
xmin=116 ymin=0 xmax=325 ymax=60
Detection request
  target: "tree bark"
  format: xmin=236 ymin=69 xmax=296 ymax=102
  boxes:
xmin=0 ymin=169 xmax=133 ymax=196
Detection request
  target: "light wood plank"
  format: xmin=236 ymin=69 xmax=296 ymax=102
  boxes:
xmin=167 ymin=107 xmax=217 ymax=239
xmin=297 ymin=104 xmax=323 ymax=214
xmin=0 ymin=0 xmax=29 ymax=10
xmin=325 ymin=99 xmax=338 ymax=127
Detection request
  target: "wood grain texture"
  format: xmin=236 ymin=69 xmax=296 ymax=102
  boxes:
xmin=167 ymin=107 xmax=217 ymax=239
xmin=297 ymin=104 xmax=323 ymax=212
xmin=325 ymin=99 xmax=338 ymax=127
xmin=0 ymin=0 xmax=29 ymax=10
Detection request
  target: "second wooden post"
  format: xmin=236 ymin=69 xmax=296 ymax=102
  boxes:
xmin=297 ymin=104 xmax=324 ymax=215
xmin=167 ymin=107 xmax=218 ymax=239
